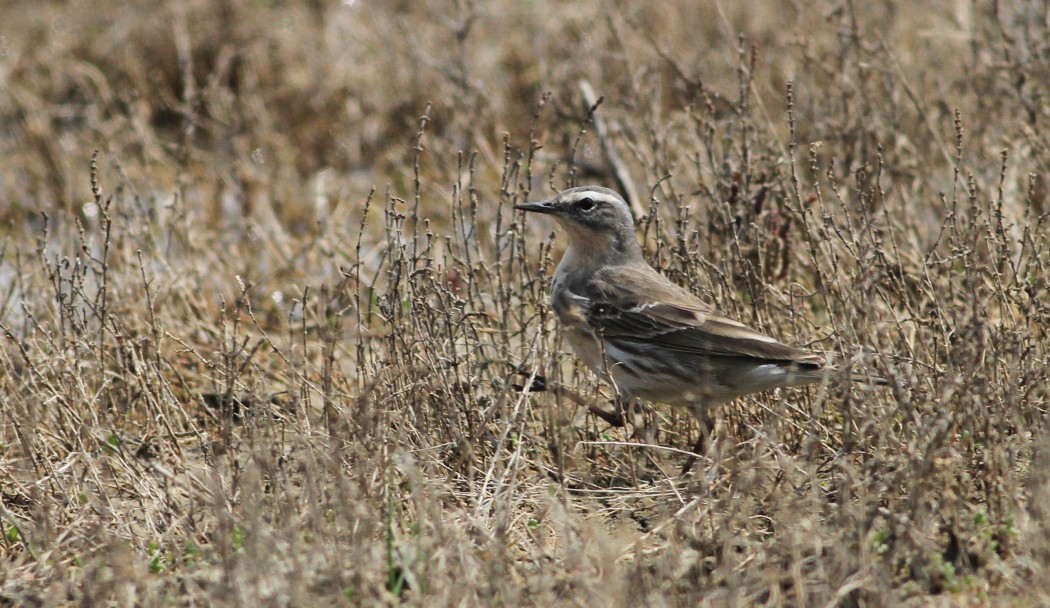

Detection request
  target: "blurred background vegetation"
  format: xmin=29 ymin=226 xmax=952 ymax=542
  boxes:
xmin=1 ymin=0 xmax=1048 ymax=605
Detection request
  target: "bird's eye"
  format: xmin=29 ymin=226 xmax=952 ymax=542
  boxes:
xmin=577 ymin=198 xmax=596 ymax=212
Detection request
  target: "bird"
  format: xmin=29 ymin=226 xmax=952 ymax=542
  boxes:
xmin=515 ymin=185 xmax=882 ymax=472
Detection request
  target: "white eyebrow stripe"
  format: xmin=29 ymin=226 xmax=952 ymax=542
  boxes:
xmin=564 ymin=191 xmax=622 ymax=205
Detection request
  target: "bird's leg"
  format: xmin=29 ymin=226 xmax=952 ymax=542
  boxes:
xmin=680 ymin=436 xmax=705 ymax=476
xmin=587 ymin=394 xmax=628 ymax=428
xmin=681 ymin=406 xmax=718 ymax=476
xmin=511 ymin=368 xmax=630 ymax=427
xmin=628 ymin=401 xmax=658 ymax=445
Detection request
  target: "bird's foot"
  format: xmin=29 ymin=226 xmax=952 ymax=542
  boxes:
xmin=510 ymin=367 xmax=548 ymax=392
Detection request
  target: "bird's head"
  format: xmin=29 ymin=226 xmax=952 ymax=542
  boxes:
xmin=515 ymin=186 xmax=640 ymax=259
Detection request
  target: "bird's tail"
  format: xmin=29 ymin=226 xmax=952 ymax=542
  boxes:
xmin=799 ymin=365 xmax=888 ymax=387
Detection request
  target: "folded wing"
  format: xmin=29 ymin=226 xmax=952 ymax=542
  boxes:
xmin=586 ymin=268 xmax=824 ymax=367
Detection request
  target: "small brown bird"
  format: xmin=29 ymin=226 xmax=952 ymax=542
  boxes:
xmin=516 ymin=185 xmax=879 ymax=470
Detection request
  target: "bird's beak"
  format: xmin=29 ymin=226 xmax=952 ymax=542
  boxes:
xmin=514 ymin=199 xmax=557 ymax=214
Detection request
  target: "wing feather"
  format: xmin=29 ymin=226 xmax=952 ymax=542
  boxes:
xmin=584 ymin=267 xmax=824 ymax=366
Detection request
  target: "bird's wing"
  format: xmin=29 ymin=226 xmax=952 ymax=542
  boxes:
xmin=586 ymin=267 xmax=824 ymax=365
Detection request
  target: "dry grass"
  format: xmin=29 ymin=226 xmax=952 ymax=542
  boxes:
xmin=1 ymin=0 xmax=1049 ymax=605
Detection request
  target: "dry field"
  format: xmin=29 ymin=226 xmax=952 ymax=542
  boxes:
xmin=1 ymin=1 xmax=1049 ymax=605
